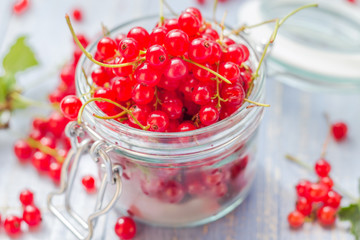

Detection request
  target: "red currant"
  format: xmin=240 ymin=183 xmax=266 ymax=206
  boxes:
xmin=118 ymin=38 xmax=140 ymax=60
xmin=296 ymin=197 xmax=312 ymax=216
xmin=132 ymin=83 xmax=155 ymax=105
xmin=49 ymin=162 xmax=62 ymax=184
xmin=96 ymin=37 xmax=117 ymax=60
xmin=218 ymin=62 xmax=241 ymax=84
xmin=114 ymin=216 xmax=136 ymax=240
xmin=317 ymin=206 xmax=336 ymax=226
xmin=91 ymin=67 xmax=109 ymax=87
xmin=82 ymin=175 xmax=96 ymax=193
xmin=185 ymin=7 xmax=203 ymax=23
xmin=72 ymin=8 xmax=83 ymax=22
xmin=308 ymin=183 xmax=329 ymax=202
xmin=60 ymin=64 xmax=75 ymax=87
xmin=324 ymin=190 xmax=342 ymax=209
xmin=93 ymin=87 xmax=117 ymax=114
xmin=146 ymin=44 xmax=169 ymax=69
xmin=127 ymin=26 xmax=150 ymax=50
xmin=288 ymin=210 xmax=305 ymax=228
xmin=60 ymin=95 xmax=82 ymax=120
xmin=221 ymin=84 xmax=245 ymax=106
xmin=47 ymin=111 xmax=69 ymax=137
xmin=4 ymin=215 xmax=22 ymax=235
xmin=159 ymin=180 xmax=185 ymax=203
xmin=112 ymin=57 xmax=133 ymax=77
xmin=19 ymin=189 xmax=34 ymax=206
xmin=188 ymin=38 xmax=212 ymax=63
xmin=178 ymin=122 xmax=196 ymax=132
xmin=164 ymin=18 xmax=179 ymax=31
xmin=147 ymin=111 xmax=169 ymax=132
xmin=23 ymin=205 xmax=42 ymax=227
xmin=295 ymin=179 xmax=311 ymax=198
xmin=320 ymin=176 xmax=334 ymax=189
xmin=178 ymin=12 xmax=201 ymax=36
xmin=192 ymin=83 xmax=214 ymax=105
xmin=163 ymin=57 xmax=188 ymax=82
xmin=161 ymin=98 xmax=183 ymax=120
xmin=13 ymin=0 xmax=29 ymax=15
xmin=128 ymin=104 xmax=151 ymax=127
xmin=134 ymin=62 xmax=161 ymax=87
xmin=111 ymin=77 xmax=133 ymax=102
xmin=314 ymin=158 xmax=331 ymax=177
xmin=164 ymin=29 xmax=189 ymax=56
xmin=149 ymin=27 xmax=168 ymax=45
xmin=199 ymin=105 xmax=219 ymax=126
xmin=32 ymin=151 xmax=51 ymax=172
xmin=14 ymin=139 xmax=32 ymax=162
xmin=331 ymin=122 xmax=348 ymax=141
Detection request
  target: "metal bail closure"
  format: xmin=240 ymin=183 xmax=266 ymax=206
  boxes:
xmin=47 ymin=122 xmax=122 ymax=240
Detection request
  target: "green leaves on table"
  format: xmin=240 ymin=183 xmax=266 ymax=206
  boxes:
xmin=338 ymin=180 xmax=360 ymax=240
xmin=0 ymin=36 xmax=39 ymax=128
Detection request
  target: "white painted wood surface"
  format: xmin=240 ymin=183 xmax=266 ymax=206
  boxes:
xmin=0 ymin=0 xmax=359 ymax=239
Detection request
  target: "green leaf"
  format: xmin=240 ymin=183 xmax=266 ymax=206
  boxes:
xmin=339 ymin=203 xmax=360 ymax=240
xmin=2 ymin=36 xmax=38 ymax=75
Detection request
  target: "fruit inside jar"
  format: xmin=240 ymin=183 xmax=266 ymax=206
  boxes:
xmin=74 ymin=12 xmax=266 ymax=226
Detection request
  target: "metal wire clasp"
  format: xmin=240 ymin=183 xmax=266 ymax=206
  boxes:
xmin=47 ymin=122 xmax=122 ymax=240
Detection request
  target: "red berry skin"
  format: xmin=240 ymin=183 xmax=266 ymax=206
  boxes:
xmin=149 ymin=27 xmax=168 ymax=45
xmin=199 ymin=105 xmax=219 ymax=126
xmin=192 ymin=83 xmax=214 ymax=105
xmin=48 ymin=112 xmax=69 ymax=137
xmin=146 ymin=44 xmax=169 ymax=69
xmin=218 ymin=62 xmax=241 ymax=84
xmin=23 ymin=205 xmax=42 ymax=227
xmin=331 ymin=122 xmax=348 ymax=141
xmin=162 ymin=98 xmax=183 ymax=120
xmin=111 ymin=77 xmax=133 ymax=102
xmin=72 ymin=8 xmax=83 ymax=22
xmin=93 ymin=87 xmax=118 ymax=115
xmin=209 ymin=182 xmax=228 ymax=198
xmin=288 ymin=210 xmax=305 ymax=228
xmin=60 ymin=64 xmax=75 ymax=87
xmin=223 ymin=37 xmax=235 ymax=46
xmin=82 ymin=176 xmax=96 ymax=193
xmin=204 ymin=28 xmax=219 ymax=40
xmin=295 ymin=180 xmax=311 ymax=198
xmin=207 ymin=41 xmax=222 ymax=64
xmin=60 ymin=95 xmax=82 ymax=120
xmin=97 ymin=37 xmax=117 ymax=60
xmin=296 ymin=197 xmax=312 ymax=216
xmin=324 ymin=190 xmax=342 ymax=209
xmin=314 ymin=158 xmax=331 ymax=177
xmin=188 ymin=38 xmax=212 ymax=63
xmin=178 ymin=12 xmax=201 ymax=36
xmin=164 ymin=18 xmax=179 ymax=31
xmin=320 ymin=176 xmax=334 ymax=189
xmin=91 ymin=67 xmax=109 ymax=87
xmin=179 ymin=75 xmax=199 ymax=99
xmin=134 ymin=62 xmax=161 ymax=87
xmin=185 ymin=7 xmax=203 ymax=23
xmin=128 ymin=104 xmax=151 ymax=127
xmin=40 ymin=136 xmax=56 ymax=149
xmin=317 ymin=206 xmax=336 ymax=226
xmin=4 ymin=215 xmax=22 ymax=235
xmin=49 ymin=162 xmax=62 ymax=184
xmin=127 ymin=26 xmax=150 ymax=50
xmin=165 ymin=29 xmax=190 ymax=56
xmin=147 ymin=111 xmax=170 ymax=132
xmin=118 ymin=38 xmax=140 ymax=61
xmin=112 ymin=57 xmax=133 ymax=77
xmin=159 ymin=180 xmax=185 ymax=203
xmin=223 ymin=44 xmax=247 ymax=65
xmin=32 ymin=151 xmax=51 ymax=172
xmin=19 ymin=189 xmax=34 ymax=206
xmin=163 ymin=57 xmax=188 ymax=82
xmin=192 ymin=63 xmax=213 ymax=82
xmin=13 ymin=0 xmax=29 ymax=15
xmin=308 ymin=183 xmax=329 ymax=202
xmin=221 ymin=84 xmax=245 ymax=106
xmin=178 ymin=122 xmax=196 ymax=132
xmin=132 ymin=83 xmax=155 ymax=105
xmin=114 ymin=217 xmax=136 ymax=240
xmin=14 ymin=139 xmax=33 ymax=162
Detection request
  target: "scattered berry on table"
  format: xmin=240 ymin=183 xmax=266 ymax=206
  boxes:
xmin=114 ymin=216 xmax=137 ymax=240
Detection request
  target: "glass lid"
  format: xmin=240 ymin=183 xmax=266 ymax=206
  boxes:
xmin=238 ymin=0 xmax=360 ymax=92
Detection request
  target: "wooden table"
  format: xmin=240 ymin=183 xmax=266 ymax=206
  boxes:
xmin=0 ymin=0 xmax=359 ymax=239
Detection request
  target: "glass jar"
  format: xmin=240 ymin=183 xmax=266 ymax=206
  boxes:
xmin=48 ymin=15 xmax=265 ymax=239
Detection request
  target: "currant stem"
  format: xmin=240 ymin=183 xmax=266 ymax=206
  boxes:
xmin=285 ymin=154 xmax=358 ymax=202
xmin=182 ymin=58 xmax=231 ymax=84
xmin=230 ymin=19 xmax=278 ymax=35
xmin=219 ymin=11 xmax=228 ymax=43
xmin=27 ymin=138 xmax=65 ymax=163
xmin=252 ymin=3 xmax=318 ymax=80
xmin=159 ymin=0 xmax=165 ymax=26
xmin=77 ymin=97 xmax=148 ymax=130
xmin=163 ymin=0 xmax=178 ymax=16
xmin=320 ymin=113 xmax=331 ymax=158
xmin=213 ymin=0 xmax=219 ymax=25
xmin=65 ymin=14 xmax=144 ymax=68
xmin=244 ymin=98 xmax=270 ymax=107
xmin=93 ymin=110 xmax=127 ymax=120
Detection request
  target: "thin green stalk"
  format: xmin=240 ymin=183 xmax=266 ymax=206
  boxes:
xmin=163 ymin=0 xmax=178 ymax=16
xmin=244 ymin=98 xmax=270 ymax=107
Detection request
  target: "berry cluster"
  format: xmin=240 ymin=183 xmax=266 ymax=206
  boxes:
xmin=61 ymin=7 xmax=256 ymax=132
xmin=1 ymin=189 xmax=42 ymax=236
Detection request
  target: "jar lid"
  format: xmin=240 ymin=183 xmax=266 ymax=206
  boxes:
xmin=238 ymin=0 xmax=360 ymax=91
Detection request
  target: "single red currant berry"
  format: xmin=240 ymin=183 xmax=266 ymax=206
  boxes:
xmin=162 ymin=98 xmax=183 ymax=120
xmin=164 ymin=29 xmax=189 ymax=56
xmin=163 ymin=57 xmax=188 ymax=82
xmin=20 ymin=189 xmax=34 ymax=206
xmin=132 ymin=83 xmax=155 ymax=105
xmin=47 ymin=111 xmax=69 ymax=137
xmin=93 ymin=87 xmax=117 ymax=115
xmin=49 ymin=162 xmax=62 ymax=184
xmin=192 ymin=83 xmax=214 ymax=105
xmin=314 ymin=158 xmax=331 ymax=177
xmin=114 ymin=216 xmax=136 ymax=240
xmin=4 ymin=215 xmax=22 ymax=235
xmin=287 ymin=210 xmax=305 ymax=228
xmin=331 ymin=122 xmax=348 ymax=141
xmin=159 ymin=181 xmax=185 ymax=203
xmin=40 ymin=136 xmax=56 ymax=149
xmin=178 ymin=122 xmax=196 ymax=132
xmin=223 ymin=37 xmax=235 ymax=46
xmin=32 ymin=117 xmax=48 ymax=133
xmin=134 ymin=62 xmax=161 ymax=87
xmin=13 ymin=0 xmax=29 ymax=15
xmin=111 ymin=77 xmax=133 ymax=102
xmin=127 ymin=26 xmax=150 ymax=49
xmin=207 ymin=41 xmax=222 ymax=64
xmin=147 ymin=111 xmax=169 ymax=132
xmin=32 ymin=151 xmax=51 ymax=172
xmin=60 ymin=95 xmax=82 ymax=120
xmin=178 ymin=12 xmax=201 ymax=36
xmin=209 ymin=182 xmax=228 ymax=198
xmin=295 ymin=179 xmax=311 ymax=198
xmin=149 ymin=27 xmax=168 ymax=45
xmin=308 ymin=183 xmax=329 ymax=202
xmin=164 ymin=18 xmax=179 ymax=31
xmin=179 ymin=75 xmax=199 ymax=98
xmin=296 ymin=197 xmax=312 ymax=216
xmin=23 ymin=205 xmax=42 ymax=227
xmin=97 ymin=37 xmax=117 ymax=59
xmin=221 ymin=84 xmax=245 ymax=106
xmin=146 ymin=44 xmax=169 ymax=69
xmin=185 ymin=7 xmax=203 ymax=23
xmin=204 ymin=28 xmax=219 ymax=40
xmin=219 ymin=62 xmax=241 ymax=84
xmin=192 ymin=62 xmax=213 ymax=82
xmin=60 ymin=64 xmax=75 ymax=87
xmin=72 ymin=8 xmax=83 ymax=22
xmin=128 ymin=104 xmax=151 ymax=127
xmin=317 ymin=206 xmax=336 ymax=226
xmin=14 ymin=139 xmax=32 ymax=162
xmin=223 ymin=44 xmax=247 ymax=65
xmin=199 ymin=105 xmax=219 ymax=126
xmin=112 ymin=57 xmax=133 ymax=77
xmin=188 ymin=38 xmax=212 ymax=63
xmin=82 ymin=175 xmax=96 ymax=193
xmin=203 ymin=169 xmax=224 ymax=186
xmin=324 ymin=190 xmax=342 ymax=209
xmin=320 ymin=176 xmax=334 ymax=189
xmin=118 ymin=38 xmax=140 ymax=61
xmin=91 ymin=67 xmax=109 ymax=87
xmin=76 ymin=34 xmax=89 ymax=48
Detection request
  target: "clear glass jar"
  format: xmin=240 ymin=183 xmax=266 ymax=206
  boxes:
xmin=72 ymin=16 xmax=265 ymax=228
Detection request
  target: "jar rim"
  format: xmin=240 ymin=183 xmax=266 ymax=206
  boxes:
xmin=75 ymin=15 xmax=266 ymax=139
